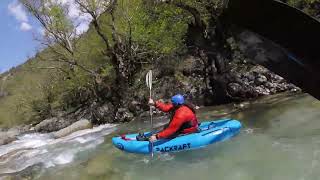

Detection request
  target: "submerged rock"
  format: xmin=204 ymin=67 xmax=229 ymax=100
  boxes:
xmin=0 ymin=133 xmax=17 ymax=146
xmin=0 ymin=125 xmax=31 ymax=145
xmin=85 ymin=153 xmax=123 ymax=180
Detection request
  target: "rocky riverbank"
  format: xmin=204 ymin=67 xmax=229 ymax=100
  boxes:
xmin=0 ymin=54 xmax=301 ymax=146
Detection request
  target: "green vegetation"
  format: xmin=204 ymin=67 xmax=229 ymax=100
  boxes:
xmin=0 ymin=0 xmax=191 ymax=127
xmin=285 ymin=0 xmax=320 ymax=17
xmin=0 ymin=0 xmax=319 ymax=128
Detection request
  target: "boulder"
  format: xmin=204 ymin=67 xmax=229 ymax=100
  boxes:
xmin=228 ymin=83 xmax=243 ymax=97
xmin=52 ymin=119 xmax=92 ymax=138
xmin=265 ymin=82 xmax=276 ymax=89
xmin=254 ymin=85 xmax=270 ymax=95
xmin=93 ymin=103 xmax=115 ymax=123
xmin=0 ymin=133 xmax=17 ymax=145
xmin=115 ymin=108 xmax=134 ymax=122
xmin=0 ymin=125 xmax=30 ymax=145
xmin=34 ymin=117 xmax=74 ymax=133
xmin=244 ymin=73 xmax=255 ymax=82
xmin=271 ymin=74 xmax=284 ymax=83
xmin=128 ymin=100 xmax=142 ymax=114
xmin=255 ymin=75 xmax=268 ymax=85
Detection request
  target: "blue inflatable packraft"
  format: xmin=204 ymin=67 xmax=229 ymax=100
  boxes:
xmin=112 ymin=119 xmax=242 ymax=154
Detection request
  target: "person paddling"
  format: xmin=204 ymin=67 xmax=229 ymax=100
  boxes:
xmin=148 ymin=94 xmax=199 ymax=142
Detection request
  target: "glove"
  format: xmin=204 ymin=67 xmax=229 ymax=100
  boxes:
xmin=148 ymin=98 xmax=155 ymax=106
xmin=149 ymin=134 xmax=157 ymax=142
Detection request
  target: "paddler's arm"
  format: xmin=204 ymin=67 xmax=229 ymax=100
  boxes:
xmin=149 ymin=99 xmax=174 ymax=112
xmin=149 ymin=114 xmax=185 ymax=142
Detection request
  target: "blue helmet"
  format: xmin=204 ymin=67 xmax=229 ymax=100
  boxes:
xmin=171 ymin=94 xmax=185 ymax=105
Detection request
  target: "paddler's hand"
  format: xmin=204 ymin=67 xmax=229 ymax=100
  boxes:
xmin=148 ymin=98 xmax=155 ymax=106
xmin=149 ymin=134 xmax=157 ymax=142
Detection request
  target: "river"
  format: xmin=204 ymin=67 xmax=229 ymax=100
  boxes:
xmin=1 ymin=92 xmax=320 ymax=180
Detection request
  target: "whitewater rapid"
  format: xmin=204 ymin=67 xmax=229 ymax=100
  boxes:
xmin=0 ymin=124 xmax=117 ymax=175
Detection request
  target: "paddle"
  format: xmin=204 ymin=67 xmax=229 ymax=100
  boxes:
xmin=146 ymin=70 xmax=154 ymax=157
xmin=146 ymin=70 xmax=153 ymax=129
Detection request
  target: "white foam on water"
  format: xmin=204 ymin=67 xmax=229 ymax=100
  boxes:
xmin=0 ymin=133 xmax=54 ymax=157
xmin=0 ymin=124 xmax=117 ymax=175
xmin=142 ymin=158 xmax=150 ymax=164
xmin=244 ymin=128 xmax=254 ymax=134
xmin=44 ymin=161 xmax=55 ymax=168
xmin=158 ymin=153 xmax=175 ymax=161
xmin=53 ymin=151 xmax=75 ymax=165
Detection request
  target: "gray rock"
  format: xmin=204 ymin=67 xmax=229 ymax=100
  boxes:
xmin=252 ymin=65 xmax=270 ymax=74
xmin=118 ymin=108 xmax=127 ymax=113
xmin=34 ymin=117 xmax=73 ymax=133
xmin=227 ymin=83 xmax=242 ymax=96
xmin=245 ymin=73 xmax=255 ymax=82
xmin=254 ymin=86 xmax=270 ymax=95
xmin=128 ymin=100 xmax=141 ymax=114
xmin=255 ymin=75 xmax=267 ymax=85
xmin=276 ymin=83 xmax=287 ymax=91
xmin=265 ymin=82 xmax=276 ymax=89
xmin=139 ymin=111 xmax=150 ymax=118
xmin=115 ymin=108 xmax=134 ymax=122
xmin=0 ymin=124 xmax=34 ymax=145
xmin=93 ymin=103 xmax=115 ymax=123
xmin=0 ymin=125 xmax=30 ymax=145
xmin=271 ymin=74 xmax=284 ymax=82
xmin=0 ymin=132 xmax=17 ymax=145
xmin=52 ymin=119 xmax=92 ymax=138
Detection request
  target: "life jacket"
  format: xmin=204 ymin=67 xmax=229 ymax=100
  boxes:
xmin=166 ymin=103 xmax=198 ymax=135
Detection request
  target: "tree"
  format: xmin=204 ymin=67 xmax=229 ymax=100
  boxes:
xmin=72 ymin=0 xmax=159 ymax=112
xmin=21 ymin=0 xmax=158 ymax=120
xmin=74 ymin=0 xmax=153 ymax=86
xmin=20 ymin=0 xmax=100 ymax=82
xmin=155 ymin=0 xmax=234 ymax=104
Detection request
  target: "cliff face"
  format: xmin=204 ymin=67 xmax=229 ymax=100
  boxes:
xmin=222 ymin=0 xmax=320 ymax=100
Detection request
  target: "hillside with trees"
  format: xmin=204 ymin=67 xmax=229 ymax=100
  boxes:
xmin=1 ymin=0 xmax=318 ymax=129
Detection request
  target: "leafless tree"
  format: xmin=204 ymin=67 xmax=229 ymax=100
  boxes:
xmin=74 ymin=0 xmax=154 ymax=85
xmin=20 ymin=0 xmax=100 ymax=82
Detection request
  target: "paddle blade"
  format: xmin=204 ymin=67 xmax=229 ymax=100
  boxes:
xmin=146 ymin=70 xmax=152 ymax=89
xmin=148 ymin=70 xmax=152 ymax=89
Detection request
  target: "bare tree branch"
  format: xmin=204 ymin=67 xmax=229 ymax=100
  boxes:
xmin=74 ymin=0 xmax=113 ymax=51
xmin=20 ymin=0 xmax=99 ymax=81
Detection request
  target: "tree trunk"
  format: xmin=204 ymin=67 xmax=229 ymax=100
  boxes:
xmin=184 ymin=13 xmax=233 ymax=105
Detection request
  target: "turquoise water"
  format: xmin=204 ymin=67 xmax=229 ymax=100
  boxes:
xmin=2 ymin=92 xmax=320 ymax=180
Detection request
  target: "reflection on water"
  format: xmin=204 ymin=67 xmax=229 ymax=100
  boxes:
xmin=2 ymin=92 xmax=320 ymax=180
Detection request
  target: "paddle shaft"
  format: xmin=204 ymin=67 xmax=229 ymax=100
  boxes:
xmin=149 ymin=83 xmax=154 ymax=158
xmin=149 ymin=90 xmax=153 ymax=129
xmin=146 ymin=70 xmax=154 ymax=157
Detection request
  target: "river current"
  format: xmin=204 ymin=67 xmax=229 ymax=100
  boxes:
xmin=1 ymin=92 xmax=320 ymax=180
